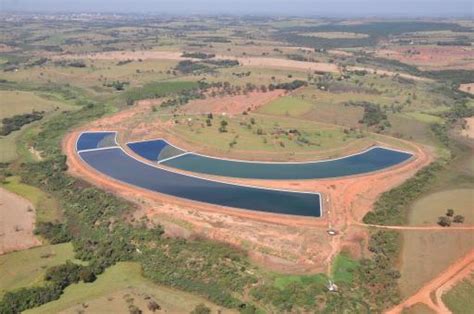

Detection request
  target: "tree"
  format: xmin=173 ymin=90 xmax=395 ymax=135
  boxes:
xmin=453 ymin=215 xmax=465 ymax=223
xmin=446 ymin=208 xmax=454 ymax=217
xmin=437 ymin=216 xmax=451 ymax=227
xmin=191 ymin=303 xmax=211 ymax=314
xmin=79 ymin=268 xmax=96 ymax=283
xmin=219 ymin=120 xmax=228 ymax=133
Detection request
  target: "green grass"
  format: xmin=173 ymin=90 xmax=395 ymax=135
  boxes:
xmin=331 ymin=253 xmax=360 ymax=284
xmin=404 ymin=112 xmax=444 ymax=124
xmin=0 ymin=243 xmax=75 ymax=297
xmin=442 ymin=273 xmax=474 ymax=314
xmin=26 ymin=262 xmax=227 ymax=314
xmin=258 ymin=95 xmax=314 ymax=116
xmin=273 ymin=273 xmax=327 ymax=290
xmin=0 ymin=90 xmax=76 ymax=162
xmin=1 ymin=176 xmax=62 ymax=223
xmin=0 ymin=90 xmax=71 ymax=120
xmin=408 ymin=188 xmax=474 ymax=225
xmin=125 ymin=80 xmax=199 ymax=101
xmin=170 ymin=113 xmax=372 ymax=158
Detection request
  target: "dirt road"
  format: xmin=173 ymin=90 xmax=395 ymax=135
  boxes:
xmin=386 ymin=250 xmax=474 ymax=314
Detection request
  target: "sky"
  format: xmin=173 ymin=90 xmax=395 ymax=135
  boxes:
xmin=1 ymin=0 xmax=472 ymax=17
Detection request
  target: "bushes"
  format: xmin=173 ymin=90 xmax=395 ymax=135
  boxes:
xmin=201 ymin=59 xmax=239 ymax=67
xmin=363 ymin=162 xmax=442 ymax=225
xmin=34 ymin=222 xmax=72 ymax=244
xmin=174 ymin=60 xmax=213 ymax=74
xmin=269 ymin=80 xmax=307 ymax=91
xmin=0 ymin=285 xmax=62 ymax=314
xmin=1 ymin=111 xmax=44 ymax=136
xmin=0 ymin=261 xmax=97 ymax=313
xmin=181 ymin=52 xmax=216 ymax=59
xmin=125 ymin=81 xmax=199 ymax=103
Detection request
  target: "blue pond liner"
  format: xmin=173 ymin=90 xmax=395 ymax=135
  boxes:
xmin=79 ymin=147 xmax=321 ymax=217
xmin=128 ymin=139 xmax=413 ymax=180
xmin=76 ymin=132 xmax=117 ymax=151
xmin=163 ymin=147 xmax=412 ymax=179
xmin=127 ymin=139 xmax=170 ymax=162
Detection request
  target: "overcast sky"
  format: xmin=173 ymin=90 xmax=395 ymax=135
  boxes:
xmin=1 ymin=0 xmax=472 ymax=17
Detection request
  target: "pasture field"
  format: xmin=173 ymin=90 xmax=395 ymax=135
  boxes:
xmin=0 ymin=60 xmax=178 ymax=96
xmin=0 ymin=243 xmax=76 ymax=297
xmin=442 ymin=273 xmax=474 ymax=314
xmin=0 ymin=90 xmax=76 ymax=162
xmin=0 ymin=90 xmax=68 ymax=119
xmin=409 ymin=189 xmax=474 ymax=225
xmin=399 ymin=230 xmax=474 ymax=298
xmin=1 ymin=176 xmax=62 ymax=223
xmin=26 ymin=262 xmax=227 ymax=314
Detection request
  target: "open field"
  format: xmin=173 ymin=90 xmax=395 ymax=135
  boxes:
xmin=0 ymin=243 xmax=75 ymax=297
xmin=0 ymin=187 xmax=40 ymax=254
xmin=0 ymin=90 xmax=76 ymax=162
xmin=375 ymin=46 xmax=474 ymax=70
xmin=26 ymin=262 xmax=227 ymax=314
xmin=399 ymin=230 xmax=474 ymax=298
xmin=0 ymin=90 xmax=68 ymax=119
xmin=1 ymin=176 xmax=62 ymax=224
xmin=408 ymin=189 xmax=474 ymax=225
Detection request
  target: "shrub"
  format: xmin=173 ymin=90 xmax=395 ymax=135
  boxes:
xmin=34 ymin=222 xmax=72 ymax=244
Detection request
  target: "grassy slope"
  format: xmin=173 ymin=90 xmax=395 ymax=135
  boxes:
xmin=1 ymin=176 xmax=62 ymax=223
xmin=0 ymin=90 xmax=71 ymax=119
xmin=0 ymin=90 xmax=76 ymax=162
xmin=26 ymin=262 xmax=227 ymax=314
xmin=171 ymin=113 xmax=371 ymax=154
xmin=0 ymin=243 xmax=75 ymax=297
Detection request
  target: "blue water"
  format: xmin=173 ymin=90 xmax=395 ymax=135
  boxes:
xmin=128 ymin=139 xmax=413 ymax=179
xmin=127 ymin=140 xmax=169 ymax=162
xmin=79 ymin=148 xmax=321 ymax=217
xmin=76 ymin=132 xmax=117 ymax=151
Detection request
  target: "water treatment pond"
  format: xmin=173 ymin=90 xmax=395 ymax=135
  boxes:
xmin=77 ymin=134 xmax=321 ymax=217
xmin=128 ymin=139 xmax=413 ymax=180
